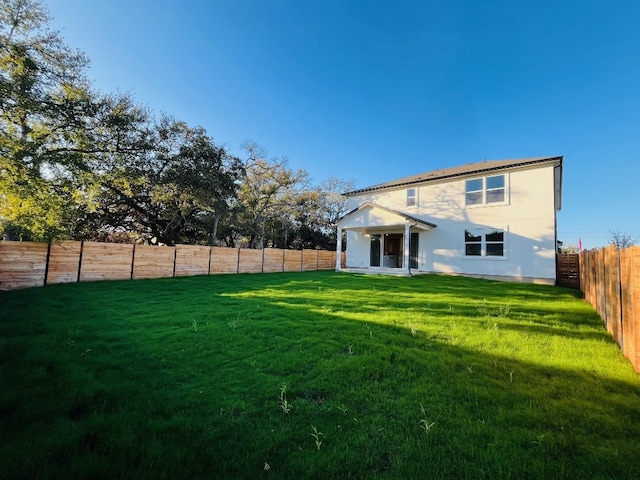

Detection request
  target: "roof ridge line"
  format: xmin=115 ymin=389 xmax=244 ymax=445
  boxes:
xmin=346 ymin=156 xmax=562 ymax=195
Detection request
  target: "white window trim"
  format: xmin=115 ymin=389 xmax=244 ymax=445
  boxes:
xmin=464 ymin=173 xmax=509 ymax=207
xmin=462 ymin=226 xmax=509 ymax=260
xmin=406 ymin=187 xmax=417 ymax=208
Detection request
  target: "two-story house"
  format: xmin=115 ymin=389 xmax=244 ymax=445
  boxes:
xmin=335 ymin=156 xmax=563 ymax=284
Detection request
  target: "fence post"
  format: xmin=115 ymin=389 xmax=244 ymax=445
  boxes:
xmin=77 ymin=241 xmax=84 ymax=283
xmin=0 ymin=241 xmax=340 ymax=290
xmin=44 ymin=243 xmax=52 ymax=286
xmin=130 ymin=243 xmax=136 ymax=280
xmin=617 ymin=247 xmax=624 ymax=351
xmin=172 ymin=247 xmax=177 ymax=278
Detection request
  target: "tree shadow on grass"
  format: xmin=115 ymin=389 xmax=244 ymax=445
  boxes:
xmin=215 ymin=278 xmax=640 ymax=478
xmin=2 ymin=271 xmax=640 ymax=479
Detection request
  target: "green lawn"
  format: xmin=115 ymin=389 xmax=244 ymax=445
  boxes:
xmin=1 ymin=271 xmax=639 ymax=479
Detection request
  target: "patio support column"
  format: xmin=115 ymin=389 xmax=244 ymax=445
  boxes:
xmin=335 ymin=226 xmax=343 ymax=271
xmin=403 ymin=223 xmax=411 ymax=274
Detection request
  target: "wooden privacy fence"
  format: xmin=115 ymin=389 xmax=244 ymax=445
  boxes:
xmin=0 ymin=241 xmax=346 ymax=291
xmin=580 ymin=245 xmax=640 ymax=372
xmin=556 ymin=253 xmax=580 ymax=288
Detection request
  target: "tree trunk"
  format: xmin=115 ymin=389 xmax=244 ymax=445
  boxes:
xmin=259 ymin=223 xmax=266 ymax=250
xmin=210 ymin=216 xmax=220 ymax=246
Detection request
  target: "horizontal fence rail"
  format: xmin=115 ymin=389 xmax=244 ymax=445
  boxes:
xmin=579 ymin=245 xmax=640 ymax=372
xmin=0 ymin=241 xmax=346 ymax=291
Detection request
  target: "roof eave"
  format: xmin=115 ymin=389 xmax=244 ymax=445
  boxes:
xmin=346 ymin=156 xmax=563 ymax=196
xmin=337 ymin=202 xmax=437 ymax=230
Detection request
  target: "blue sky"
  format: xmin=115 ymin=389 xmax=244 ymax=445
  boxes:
xmin=43 ymin=0 xmax=640 ymax=249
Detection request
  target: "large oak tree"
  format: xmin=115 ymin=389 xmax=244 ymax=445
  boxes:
xmin=1 ymin=1 xmax=243 ymax=244
xmin=0 ymin=0 xmax=91 ymax=240
xmin=1 ymin=0 xmax=353 ymax=249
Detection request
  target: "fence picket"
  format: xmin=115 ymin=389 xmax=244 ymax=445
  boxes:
xmin=0 ymin=241 xmax=340 ymax=291
xmin=579 ymin=245 xmax=640 ymax=372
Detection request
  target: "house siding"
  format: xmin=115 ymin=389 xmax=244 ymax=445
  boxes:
xmin=343 ymin=162 xmax=560 ymax=283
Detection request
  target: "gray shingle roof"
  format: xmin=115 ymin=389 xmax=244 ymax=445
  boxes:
xmin=346 ymin=156 xmax=563 ymax=195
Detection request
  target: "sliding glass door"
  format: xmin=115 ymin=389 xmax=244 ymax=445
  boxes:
xmin=409 ymin=232 xmax=419 ymax=269
xmin=370 ymin=234 xmax=381 ymax=267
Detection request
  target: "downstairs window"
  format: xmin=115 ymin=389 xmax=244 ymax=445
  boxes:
xmin=465 ymin=228 xmax=505 ymax=257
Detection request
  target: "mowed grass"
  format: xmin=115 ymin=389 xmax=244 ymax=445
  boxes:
xmin=1 ymin=271 xmax=639 ymax=479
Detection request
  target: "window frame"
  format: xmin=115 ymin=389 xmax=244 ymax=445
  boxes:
xmin=485 ymin=175 xmax=505 ymax=204
xmin=406 ymin=187 xmax=417 ymax=207
xmin=485 ymin=229 xmax=505 ymax=256
xmin=464 ymin=227 xmax=507 ymax=259
xmin=465 ymin=173 xmax=508 ymax=207
xmin=464 ymin=229 xmax=482 ymax=256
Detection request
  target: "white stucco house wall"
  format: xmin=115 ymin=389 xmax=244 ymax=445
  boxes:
xmin=335 ymin=156 xmax=563 ymax=284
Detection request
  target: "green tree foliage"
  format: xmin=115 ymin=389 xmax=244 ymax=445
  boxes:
xmin=235 ymin=142 xmax=313 ymax=248
xmin=70 ymin=97 xmax=243 ymax=245
xmin=0 ymin=1 xmax=243 ymax=245
xmin=316 ymin=176 xmax=354 ymax=247
xmin=229 ymin=145 xmax=354 ymax=250
xmin=88 ymin=115 xmax=242 ymax=244
xmin=0 ymin=0 xmax=352 ymax=248
xmin=0 ymin=0 xmax=91 ymax=240
xmin=151 ymin=119 xmax=243 ymax=245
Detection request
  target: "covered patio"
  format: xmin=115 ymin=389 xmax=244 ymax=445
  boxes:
xmin=335 ymin=202 xmax=437 ymax=275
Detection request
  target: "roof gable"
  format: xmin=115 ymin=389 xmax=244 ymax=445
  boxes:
xmin=337 ymin=202 xmax=437 ymax=231
xmin=347 ymin=156 xmax=563 ymax=195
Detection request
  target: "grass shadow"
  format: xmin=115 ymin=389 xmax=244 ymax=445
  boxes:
xmin=1 ymin=271 xmax=639 ymax=479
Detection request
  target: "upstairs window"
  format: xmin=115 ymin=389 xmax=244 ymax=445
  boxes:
xmin=465 ymin=174 xmax=507 ymax=206
xmin=465 ymin=228 xmax=505 ymax=257
xmin=486 ymin=175 xmax=505 ymax=203
xmin=465 ymin=179 xmax=483 ymax=206
xmin=406 ymin=188 xmax=417 ymax=207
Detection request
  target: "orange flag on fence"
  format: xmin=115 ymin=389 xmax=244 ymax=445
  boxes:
xmin=578 ymin=238 xmax=583 ymax=252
